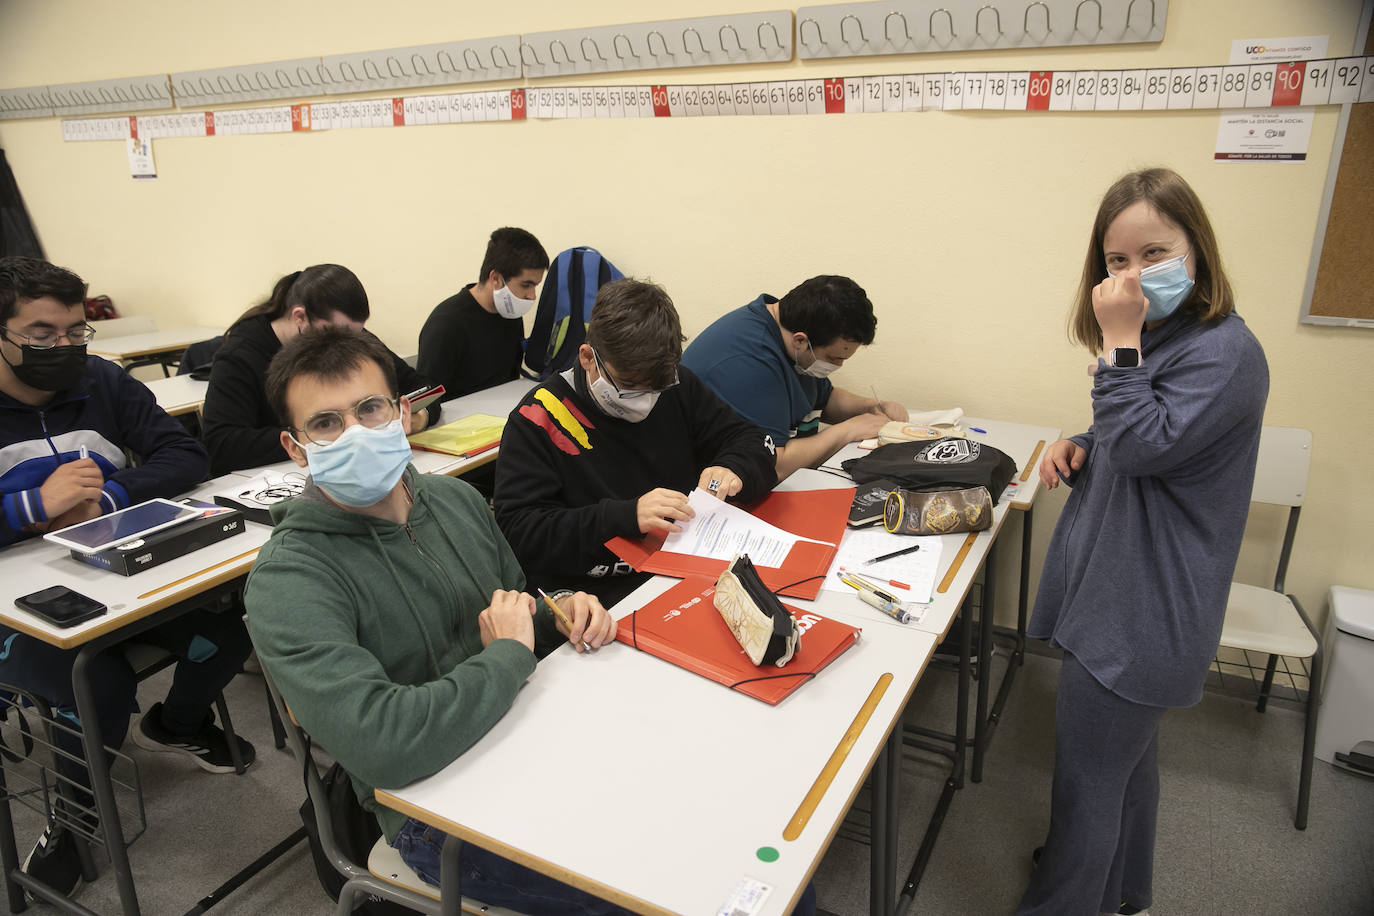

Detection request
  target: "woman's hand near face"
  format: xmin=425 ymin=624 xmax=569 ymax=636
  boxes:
xmin=1092 ymin=272 xmax=1147 ymax=352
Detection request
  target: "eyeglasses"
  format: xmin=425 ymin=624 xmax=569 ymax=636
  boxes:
xmin=291 ymin=395 xmax=398 ymax=446
xmin=1 ymin=324 xmax=98 ymax=349
xmin=591 ymin=349 xmax=678 ymax=400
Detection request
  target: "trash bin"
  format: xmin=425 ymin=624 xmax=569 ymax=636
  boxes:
xmin=1314 ymin=586 xmax=1374 ymax=774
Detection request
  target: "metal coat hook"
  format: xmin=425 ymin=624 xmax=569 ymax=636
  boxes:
xmin=235 ymin=73 xmax=254 ymax=92
xmin=930 ymin=8 xmax=957 ymax=39
xmin=437 ymin=51 xmax=458 ymax=74
xmin=217 ymin=75 xmax=235 ymax=93
xmin=315 ymin=64 xmax=336 ymax=85
xmin=719 ymin=24 xmax=743 ymax=53
xmin=492 ymin=45 xmax=515 ymax=69
xmin=1023 ymin=1 xmax=1051 ymax=36
xmin=463 ymin=47 xmax=486 ymax=71
xmin=839 ymin=14 xmax=867 ymax=46
xmin=255 ymin=72 xmax=275 ymax=91
xmin=799 ymin=18 xmax=825 ymax=50
xmin=612 ymin=33 xmax=638 ymax=60
xmin=1074 ymin=0 xmax=1103 ymax=34
xmin=682 ymin=27 xmax=706 ymax=55
xmin=884 ymin=11 xmax=912 ymax=44
xmin=338 ymin=61 xmax=360 ymax=82
xmin=758 ymin=21 xmax=783 ymax=51
xmin=580 ymin=36 xmax=607 ymax=64
xmin=410 ymin=54 xmax=432 ymax=76
xmin=1126 ymin=0 xmax=1157 ymax=33
xmin=976 ymin=5 xmax=1003 ymax=37
xmin=363 ymin=59 xmax=384 ymax=81
xmin=386 ymin=56 xmax=409 ymax=79
xmin=549 ymin=39 xmax=572 ymax=65
xmin=296 ymin=65 xmax=318 ymax=86
xmin=519 ymin=43 xmax=542 ymax=67
xmin=647 ymin=30 xmax=672 ymax=57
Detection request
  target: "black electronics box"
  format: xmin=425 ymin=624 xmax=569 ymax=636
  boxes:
xmin=71 ymin=500 xmax=246 ymax=576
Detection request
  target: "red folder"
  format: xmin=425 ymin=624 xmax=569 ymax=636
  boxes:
xmin=615 ymin=577 xmax=862 ymax=705
xmin=605 ymin=487 xmax=855 ymax=600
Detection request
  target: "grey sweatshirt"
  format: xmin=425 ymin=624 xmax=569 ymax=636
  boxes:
xmin=1030 ymin=311 xmax=1269 ymax=707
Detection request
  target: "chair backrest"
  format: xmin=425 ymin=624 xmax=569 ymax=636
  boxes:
xmin=1251 ymin=426 xmax=1312 ymax=508
xmin=177 ymin=335 xmax=224 ymax=377
xmin=89 ymin=315 xmax=156 ymax=338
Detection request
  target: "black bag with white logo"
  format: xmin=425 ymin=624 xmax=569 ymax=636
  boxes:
xmin=841 ymin=437 xmax=1018 ymax=503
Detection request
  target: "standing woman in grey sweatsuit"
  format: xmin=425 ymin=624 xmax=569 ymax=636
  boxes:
xmin=1016 ymin=168 xmax=1268 ymax=916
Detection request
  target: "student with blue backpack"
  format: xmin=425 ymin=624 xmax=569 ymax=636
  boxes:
xmin=416 ymin=227 xmax=549 ymax=401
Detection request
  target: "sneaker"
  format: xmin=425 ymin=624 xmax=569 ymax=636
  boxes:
xmin=132 ymin=702 xmax=256 ymax=774
xmin=21 ymin=819 xmax=83 ymax=898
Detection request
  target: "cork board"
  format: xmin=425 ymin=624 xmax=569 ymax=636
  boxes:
xmin=1304 ymin=20 xmax=1374 ymax=326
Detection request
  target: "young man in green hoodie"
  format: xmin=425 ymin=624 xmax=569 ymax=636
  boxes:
xmin=243 ymin=326 xmax=624 ymax=912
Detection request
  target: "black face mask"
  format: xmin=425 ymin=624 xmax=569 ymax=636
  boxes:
xmin=2 ymin=344 xmax=88 ymax=392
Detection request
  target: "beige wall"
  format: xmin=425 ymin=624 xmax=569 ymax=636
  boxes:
xmin=2 ymin=0 xmax=1369 ymax=629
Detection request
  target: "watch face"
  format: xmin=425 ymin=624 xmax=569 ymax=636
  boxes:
xmin=1112 ymin=348 xmax=1140 ymax=368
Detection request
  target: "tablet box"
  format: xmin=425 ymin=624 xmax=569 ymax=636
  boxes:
xmin=71 ymin=500 xmax=246 ymax=576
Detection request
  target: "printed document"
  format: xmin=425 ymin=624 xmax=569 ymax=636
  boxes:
xmin=661 ymin=488 xmax=830 ymax=567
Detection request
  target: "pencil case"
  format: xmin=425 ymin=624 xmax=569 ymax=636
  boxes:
xmin=713 ymin=555 xmax=800 ymax=667
xmin=883 ymin=486 xmax=993 ymax=536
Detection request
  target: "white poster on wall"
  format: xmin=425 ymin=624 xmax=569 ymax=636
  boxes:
xmin=126 ymin=138 xmax=156 ymax=179
xmin=1216 ymin=35 xmax=1328 ymax=162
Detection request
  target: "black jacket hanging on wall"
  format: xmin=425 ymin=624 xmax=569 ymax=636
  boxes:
xmin=0 ymin=149 xmax=44 ymax=259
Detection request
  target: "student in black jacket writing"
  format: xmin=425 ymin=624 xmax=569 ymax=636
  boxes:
xmin=494 ymin=278 xmax=777 ymax=608
xmin=202 ymin=264 xmax=437 ymax=475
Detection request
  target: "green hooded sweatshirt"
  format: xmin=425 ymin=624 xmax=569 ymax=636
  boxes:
xmin=245 ymin=467 xmax=561 ymax=841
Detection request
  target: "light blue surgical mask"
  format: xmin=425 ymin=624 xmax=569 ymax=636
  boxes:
xmin=1110 ymin=253 xmax=1195 ymax=322
xmin=300 ymin=419 xmax=412 ymax=507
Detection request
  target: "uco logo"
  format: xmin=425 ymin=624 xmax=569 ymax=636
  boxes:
xmin=794 ymin=612 xmax=822 ymax=634
xmin=1246 ymin=45 xmax=1267 ymax=54
xmin=920 ymin=439 xmax=980 ymax=464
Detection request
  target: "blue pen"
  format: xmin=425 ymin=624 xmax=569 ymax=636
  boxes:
xmin=968 ymin=426 xmax=988 ymax=435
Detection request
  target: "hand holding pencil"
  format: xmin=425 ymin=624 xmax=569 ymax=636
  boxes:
xmin=539 ymin=589 xmax=617 ymax=653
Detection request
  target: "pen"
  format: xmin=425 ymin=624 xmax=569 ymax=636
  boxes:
xmin=968 ymin=426 xmax=988 ymax=435
xmin=864 ymin=543 xmax=921 ymax=565
xmin=537 ymin=588 xmax=591 ymax=652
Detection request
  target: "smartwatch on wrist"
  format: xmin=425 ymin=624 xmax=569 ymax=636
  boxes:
xmin=1108 ymin=347 xmax=1141 ymax=368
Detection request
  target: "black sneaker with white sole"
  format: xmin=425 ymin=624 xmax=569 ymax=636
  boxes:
xmin=22 ymin=819 xmax=83 ymax=899
xmin=132 ymin=702 xmax=256 ymax=773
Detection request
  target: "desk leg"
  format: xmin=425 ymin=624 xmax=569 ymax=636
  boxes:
xmin=896 ymin=592 xmax=974 ymax=911
xmin=439 ymin=833 xmax=462 ymax=916
xmin=72 ymin=646 xmax=140 ymax=916
xmin=869 ymin=727 xmax=901 ymax=916
xmin=972 ymin=542 xmax=998 ymax=784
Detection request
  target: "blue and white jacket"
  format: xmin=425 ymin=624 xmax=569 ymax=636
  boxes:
xmin=1 ymin=356 xmax=210 ymax=548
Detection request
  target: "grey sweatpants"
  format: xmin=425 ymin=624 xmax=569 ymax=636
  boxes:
xmin=1016 ymin=652 xmax=1166 ymax=916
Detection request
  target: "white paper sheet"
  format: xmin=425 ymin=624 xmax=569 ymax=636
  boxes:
xmin=660 ymin=488 xmax=829 ymax=567
xmin=823 ymin=528 xmax=943 ymax=605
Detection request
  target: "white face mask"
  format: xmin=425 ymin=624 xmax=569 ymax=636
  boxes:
xmin=492 ymin=282 xmax=536 ymax=319
xmin=589 ymin=373 xmax=660 ymax=422
xmin=794 ymin=339 xmax=839 ymax=379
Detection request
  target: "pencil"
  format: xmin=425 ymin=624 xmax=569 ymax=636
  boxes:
xmin=537 ymin=588 xmax=592 ymax=652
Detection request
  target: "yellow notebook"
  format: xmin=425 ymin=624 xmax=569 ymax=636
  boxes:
xmin=407 ymin=413 xmax=506 ymax=457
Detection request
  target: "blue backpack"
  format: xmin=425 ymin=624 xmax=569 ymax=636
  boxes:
xmin=523 ymin=246 xmax=623 ymax=380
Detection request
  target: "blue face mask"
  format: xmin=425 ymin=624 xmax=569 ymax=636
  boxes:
xmin=300 ymin=419 xmax=412 ymax=508
xmin=1137 ymin=253 xmax=1195 ymax=321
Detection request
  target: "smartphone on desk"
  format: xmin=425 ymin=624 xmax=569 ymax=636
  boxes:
xmin=15 ymin=586 xmax=108 ymax=629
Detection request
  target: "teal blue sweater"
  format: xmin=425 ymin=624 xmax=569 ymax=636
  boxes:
xmin=245 ymin=467 xmax=560 ymax=840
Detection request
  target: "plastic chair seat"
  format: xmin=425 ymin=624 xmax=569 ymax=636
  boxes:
xmin=1220 ymin=583 xmax=1319 ymax=659
xmin=368 ymin=837 xmax=525 ymax=914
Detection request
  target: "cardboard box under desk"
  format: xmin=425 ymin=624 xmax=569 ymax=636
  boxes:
xmin=71 ymin=501 xmax=246 ymax=576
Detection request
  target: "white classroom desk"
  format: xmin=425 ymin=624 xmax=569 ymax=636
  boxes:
xmin=142 ymin=373 xmax=209 ymax=417
xmin=86 ymin=325 xmax=221 ymax=367
xmin=0 ymin=476 xmax=272 ymax=914
xmin=374 ymin=415 xmax=1055 ymax=916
